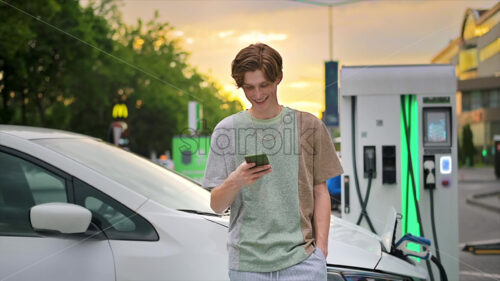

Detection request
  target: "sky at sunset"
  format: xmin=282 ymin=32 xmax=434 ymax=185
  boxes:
xmin=117 ymin=0 xmax=498 ymax=117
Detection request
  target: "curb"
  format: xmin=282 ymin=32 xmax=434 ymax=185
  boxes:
xmin=465 ymin=191 xmax=500 ymax=214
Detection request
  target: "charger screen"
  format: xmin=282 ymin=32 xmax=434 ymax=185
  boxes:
xmin=423 ymin=108 xmax=451 ymax=147
xmin=427 ymin=112 xmax=447 ymax=142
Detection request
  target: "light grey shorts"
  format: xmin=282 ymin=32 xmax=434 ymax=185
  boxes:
xmin=228 ymin=247 xmax=327 ymax=281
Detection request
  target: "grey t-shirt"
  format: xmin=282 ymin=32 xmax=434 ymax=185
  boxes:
xmin=202 ymin=107 xmax=343 ymax=272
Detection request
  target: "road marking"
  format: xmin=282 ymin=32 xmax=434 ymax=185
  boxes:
xmin=460 ymin=271 xmax=500 ymax=280
xmin=476 ymin=249 xmax=500 ymax=255
xmin=459 ymin=239 xmax=500 ymax=249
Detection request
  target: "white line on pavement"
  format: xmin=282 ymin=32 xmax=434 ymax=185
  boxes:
xmin=460 ymin=271 xmax=500 ymax=280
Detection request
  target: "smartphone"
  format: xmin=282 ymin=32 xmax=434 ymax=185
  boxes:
xmin=245 ymin=153 xmax=270 ymax=167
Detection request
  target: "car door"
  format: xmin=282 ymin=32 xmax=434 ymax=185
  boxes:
xmin=71 ymin=177 xmax=160 ymax=281
xmin=0 ymin=148 xmax=115 ymax=281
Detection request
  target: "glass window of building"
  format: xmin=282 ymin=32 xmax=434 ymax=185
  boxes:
xmin=490 ymin=89 xmax=500 ymax=108
xmin=482 ymin=90 xmax=490 ymax=108
xmin=471 ymin=90 xmax=482 ymax=110
xmin=462 ymin=92 xmax=471 ymax=112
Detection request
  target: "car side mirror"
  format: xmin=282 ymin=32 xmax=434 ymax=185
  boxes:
xmin=30 ymin=203 xmax=92 ymax=234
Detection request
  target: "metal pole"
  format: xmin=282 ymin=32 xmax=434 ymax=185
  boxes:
xmin=329 ymin=5 xmax=333 ymax=60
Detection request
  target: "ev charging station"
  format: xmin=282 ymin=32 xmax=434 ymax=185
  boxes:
xmin=339 ymin=64 xmax=459 ymax=281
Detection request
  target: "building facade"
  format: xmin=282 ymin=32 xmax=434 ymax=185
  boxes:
xmin=432 ymin=2 xmax=500 ymax=164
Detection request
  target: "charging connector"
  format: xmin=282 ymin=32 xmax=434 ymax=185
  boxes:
xmin=364 ymin=146 xmax=377 ymax=179
xmin=394 ymin=233 xmax=448 ymax=281
xmin=424 ymin=156 xmax=436 ymax=190
xmin=395 ymin=233 xmax=431 ymax=259
xmin=357 ymin=146 xmax=377 ymax=228
xmin=423 ymin=155 xmax=442 ymax=263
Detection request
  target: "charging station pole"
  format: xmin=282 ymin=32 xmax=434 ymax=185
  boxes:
xmin=339 ymin=64 xmax=459 ymax=281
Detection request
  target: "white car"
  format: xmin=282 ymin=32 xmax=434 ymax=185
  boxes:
xmin=0 ymin=125 xmax=427 ymax=281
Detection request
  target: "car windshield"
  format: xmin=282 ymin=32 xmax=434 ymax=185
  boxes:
xmin=35 ymin=138 xmax=215 ymax=215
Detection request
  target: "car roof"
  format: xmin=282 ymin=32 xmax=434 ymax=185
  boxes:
xmin=0 ymin=125 xmax=94 ymax=140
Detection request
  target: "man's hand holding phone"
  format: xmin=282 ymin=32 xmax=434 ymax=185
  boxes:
xmin=228 ymin=154 xmax=272 ymax=187
xmin=210 ymin=154 xmax=272 ymax=213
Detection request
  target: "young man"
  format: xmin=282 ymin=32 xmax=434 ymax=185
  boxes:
xmin=202 ymin=43 xmax=343 ymax=281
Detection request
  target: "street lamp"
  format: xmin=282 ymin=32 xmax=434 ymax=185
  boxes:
xmin=292 ymin=0 xmax=364 ymax=60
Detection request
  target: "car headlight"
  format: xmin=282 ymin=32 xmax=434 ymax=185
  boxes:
xmin=327 ymin=266 xmax=419 ymax=281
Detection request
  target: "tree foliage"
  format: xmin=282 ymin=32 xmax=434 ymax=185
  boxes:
xmin=461 ymin=124 xmax=475 ymax=166
xmin=0 ymin=0 xmax=241 ymax=156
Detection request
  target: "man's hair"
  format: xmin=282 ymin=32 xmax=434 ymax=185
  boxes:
xmin=231 ymin=43 xmax=283 ymax=88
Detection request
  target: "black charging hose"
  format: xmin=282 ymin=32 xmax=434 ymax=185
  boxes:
xmin=403 ymin=99 xmax=412 ymax=235
xmin=429 ymin=188 xmax=442 ymax=262
xmin=357 ymin=171 xmax=373 ymax=225
xmin=404 ymin=171 xmax=410 ymax=234
xmin=351 ymin=96 xmax=377 ymax=234
xmin=404 ymin=175 xmax=409 ymax=233
xmin=401 ymin=96 xmax=435 ymax=281
xmin=431 ymin=255 xmax=448 ymax=281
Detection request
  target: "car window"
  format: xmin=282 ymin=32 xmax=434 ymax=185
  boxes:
xmin=0 ymin=151 xmax=68 ymax=236
xmin=74 ymin=178 xmax=158 ymax=241
xmin=36 ymin=138 xmax=214 ymax=214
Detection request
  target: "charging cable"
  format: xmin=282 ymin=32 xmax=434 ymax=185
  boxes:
xmin=351 ymin=96 xmax=377 ymax=234
xmin=431 ymin=254 xmax=447 ymax=281
xmin=429 ymin=187 xmax=441 ymax=262
xmin=424 ymin=159 xmax=442 ymax=263
xmin=395 ymin=233 xmax=448 ymax=281
xmin=356 ymin=170 xmax=374 ymax=226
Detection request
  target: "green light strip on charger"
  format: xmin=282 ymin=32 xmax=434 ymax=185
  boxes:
xmin=401 ymin=95 xmax=421 ymax=256
xmin=401 ymin=96 xmax=409 ymax=234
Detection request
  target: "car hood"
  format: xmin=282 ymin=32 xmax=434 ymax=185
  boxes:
xmin=327 ymin=216 xmax=383 ymax=268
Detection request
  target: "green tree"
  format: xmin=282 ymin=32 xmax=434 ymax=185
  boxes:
xmin=461 ymin=124 xmax=475 ymax=167
xmin=0 ymin=0 xmax=241 ymax=157
xmin=0 ymin=0 xmax=120 ymax=138
xmin=0 ymin=1 xmax=60 ymax=124
xmin=117 ymin=12 xmax=241 ymax=155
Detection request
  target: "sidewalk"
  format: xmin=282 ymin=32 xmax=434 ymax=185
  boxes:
xmin=458 ymin=167 xmax=500 ymax=281
xmin=459 ymin=167 xmax=500 ymax=214
xmin=459 ymin=167 xmax=497 ymax=182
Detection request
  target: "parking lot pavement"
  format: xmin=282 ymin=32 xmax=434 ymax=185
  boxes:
xmin=458 ymin=167 xmax=500 ymax=281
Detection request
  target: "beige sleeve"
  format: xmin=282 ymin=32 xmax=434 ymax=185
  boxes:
xmin=313 ymin=120 xmax=344 ymax=185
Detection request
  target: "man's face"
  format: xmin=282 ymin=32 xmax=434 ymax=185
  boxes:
xmin=242 ymin=69 xmax=282 ymax=113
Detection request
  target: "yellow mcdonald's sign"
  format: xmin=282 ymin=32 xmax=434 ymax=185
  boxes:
xmin=112 ymin=104 xmax=128 ymax=119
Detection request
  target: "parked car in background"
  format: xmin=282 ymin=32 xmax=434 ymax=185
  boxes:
xmin=0 ymin=125 xmax=427 ymax=281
